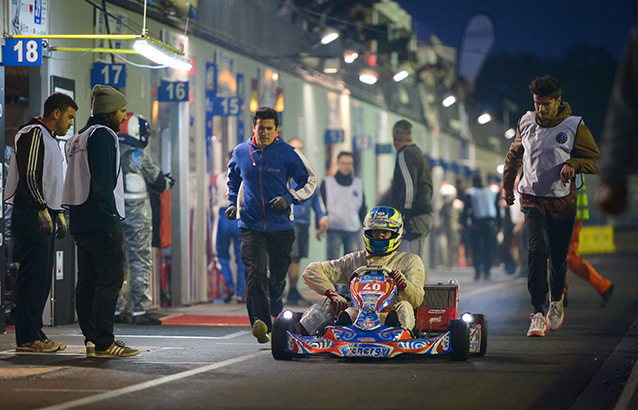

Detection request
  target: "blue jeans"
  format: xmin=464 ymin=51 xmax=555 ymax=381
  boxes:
xmin=217 ymin=207 xmax=245 ymax=297
xmin=327 ymin=230 xmax=362 ymax=260
xmin=12 ymin=207 xmax=55 ymax=345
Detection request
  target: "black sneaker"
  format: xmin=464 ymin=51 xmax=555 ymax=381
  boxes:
xmin=336 ymin=311 xmax=352 ymax=326
xmin=384 ymin=310 xmax=401 ymax=328
xmin=133 ymin=314 xmax=162 ymax=325
xmin=270 ymin=299 xmax=283 ymax=317
xmin=601 ymin=283 xmax=615 ymax=307
xmin=224 ymin=289 xmax=235 ymax=304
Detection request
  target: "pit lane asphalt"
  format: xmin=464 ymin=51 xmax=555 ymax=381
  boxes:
xmin=1 ymin=253 xmax=637 ymax=410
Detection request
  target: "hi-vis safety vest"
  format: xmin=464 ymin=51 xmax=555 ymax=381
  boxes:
xmin=517 ymin=111 xmax=582 ymax=198
xmin=4 ymin=124 xmax=64 ymax=210
xmin=62 ymin=124 xmax=125 ymax=218
xmin=576 ymin=175 xmax=589 ymax=220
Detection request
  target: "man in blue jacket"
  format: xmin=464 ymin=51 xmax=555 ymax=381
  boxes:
xmin=226 ymin=107 xmax=317 ymax=343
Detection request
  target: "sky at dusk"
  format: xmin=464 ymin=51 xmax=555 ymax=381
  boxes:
xmin=396 ymin=0 xmax=636 ymax=61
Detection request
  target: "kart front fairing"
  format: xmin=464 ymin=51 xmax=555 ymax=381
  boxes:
xmin=284 ymin=266 xmax=455 ymax=358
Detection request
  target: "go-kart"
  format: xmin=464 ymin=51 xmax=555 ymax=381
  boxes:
xmin=272 ymin=265 xmax=487 ymax=360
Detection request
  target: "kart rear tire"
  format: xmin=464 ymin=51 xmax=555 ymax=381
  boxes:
xmin=272 ymin=313 xmax=295 ymax=360
xmin=448 ymin=319 xmax=470 ymax=361
xmin=472 ymin=314 xmax=488 ymax=357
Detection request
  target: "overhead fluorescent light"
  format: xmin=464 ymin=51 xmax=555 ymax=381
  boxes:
xmin=133 ymin=38 xmax=192 ymax=72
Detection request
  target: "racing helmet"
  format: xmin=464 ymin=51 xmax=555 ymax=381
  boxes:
xmin=363 ymin=206 xmax=403 ymax=256
xmin=118 ymin=113 xmax=150 ymax=148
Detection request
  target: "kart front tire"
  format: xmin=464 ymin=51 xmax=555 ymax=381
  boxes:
xmin=272 ymin=313 xmax=295 ymax=360
xmin=448 ymin=319 xmax=470 ymax=361
xmin=472 ymin=314 xmax=488 ymax=357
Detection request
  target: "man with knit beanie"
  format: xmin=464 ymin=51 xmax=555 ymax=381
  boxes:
xmin=62 ymin=85 xmax=139 ymax=358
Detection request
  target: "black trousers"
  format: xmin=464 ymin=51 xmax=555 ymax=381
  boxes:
xmin=74 ymin=229 xmax=125 ymax=350
xmin=469 ymin=218 xmax=497 ymax=278
xmin=524 ymin=208 xmax=574 ymax=310
xmin=12 ymin=207 xmax=55 ymax=345
xmin=240 ymin=228 xmax=295 ymax=331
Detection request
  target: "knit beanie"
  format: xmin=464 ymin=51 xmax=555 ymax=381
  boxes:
xmin=91 ymin=85 xmax=127 ymax=115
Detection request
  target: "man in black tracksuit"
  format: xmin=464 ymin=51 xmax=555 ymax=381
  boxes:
xmin=4 ymin=93 xmax=77 ymax=353
xmin=390 ymin=120 xmax=433 ymax=259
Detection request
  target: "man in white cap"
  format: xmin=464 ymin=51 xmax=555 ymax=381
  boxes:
xmin=63 ymin=85 xmax=139 ymax=358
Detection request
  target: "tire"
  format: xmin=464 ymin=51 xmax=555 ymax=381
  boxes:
xmin=472 ymin=314 xmax=488 ymax=357
xmin=448 ymin=319 xmax=470 ymax=361
xmin=272 ymin=313 xmax=295 ymax=360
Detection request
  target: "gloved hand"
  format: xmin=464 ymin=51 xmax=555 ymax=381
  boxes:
xmin=324 ymin=288 xmax=348 ymax=315
xmin=225 ymin=205 xmax=237 ymax=220
xmin=390 ymin=269 xmax=408 ymax=292
xmin=165 ymin=173 xmax=175 ymax=189
xmin=37 ymin=209 xmax=53 ymax=236
xmin=269 ymin=196 xmax=288 ymax=212
xmin=55 ymin=213 xmax=67 ymax=239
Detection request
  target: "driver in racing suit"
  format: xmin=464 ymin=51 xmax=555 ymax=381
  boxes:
xmin=115 ymin=113 xmax=173 ymax=324
xmin=303 ymin=206 xmax=426 ymax=330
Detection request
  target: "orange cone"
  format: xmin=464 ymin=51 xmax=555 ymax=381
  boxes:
xmin=459 ymin=243 xmax=468 ymax=268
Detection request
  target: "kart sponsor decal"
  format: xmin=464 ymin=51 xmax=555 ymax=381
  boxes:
xmin=429 ymin=316 xmax=442 ymax=323
xmin=339 ymin=344 xmax=392 ymax=358
xmin=428 ymin=309 xmax=447 ymax=314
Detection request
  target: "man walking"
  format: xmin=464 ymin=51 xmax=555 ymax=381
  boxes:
xmin=226 ymin=107 xmax=316 ymax=343
xmin=502 ymin=75 xmax=600 ymax=337
xmin=63 ymin=85 xmax=139 ymax=357
xmin=391 ymin=120 xmax=433 ymax=258
xmin=5 ymin=93 xmax=77 ymax=353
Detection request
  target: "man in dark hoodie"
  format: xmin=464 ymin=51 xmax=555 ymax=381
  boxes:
xmin=502 ymin=75 xmax=599 ymax=338
xmin=63 ymin=85 xmax=139 ymax=358
xmin=4 ymin=92 xmax=77 ymax=353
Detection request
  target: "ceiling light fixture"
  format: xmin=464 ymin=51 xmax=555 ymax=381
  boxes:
xmin=393 ymin=70 xmax=409 ymax=82
xmin=320 ymin=28 xmax=339 ymax=45
xmin=478 ymin=113 xmax=492 ymax=124
xmin=359 ymin=69 xmax=378 ymax=85
xmin=442 ymin=95 xmax=456 ymax=107
xmin=133 ymin=37 xmax=192 ymax=71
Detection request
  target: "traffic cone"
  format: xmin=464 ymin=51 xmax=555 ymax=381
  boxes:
xmin=458 ymin=243 xmax=468 ymax=268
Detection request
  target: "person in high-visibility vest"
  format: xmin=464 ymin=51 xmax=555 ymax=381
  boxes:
xmin=564 ymin=175 xmax=614 ymax=307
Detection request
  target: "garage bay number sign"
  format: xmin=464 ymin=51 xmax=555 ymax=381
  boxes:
xmin=3 ymin=38 xmax=43 ymax=66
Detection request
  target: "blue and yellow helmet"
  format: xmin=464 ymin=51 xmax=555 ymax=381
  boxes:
xmin=363 ymin=206 xmax=403 ymax=256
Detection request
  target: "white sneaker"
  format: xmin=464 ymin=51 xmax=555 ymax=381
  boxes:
xmin=547 ymin=298 xmax=564 ymax=331
xmin=527 ymin=312 xmax=547 ymax=337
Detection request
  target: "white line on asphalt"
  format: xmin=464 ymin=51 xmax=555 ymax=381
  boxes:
xmin=463 ymin=277 xmax=525 ymax=297
xmin=67 ymin=331 xmax=250 ymax=340
xmin=15 ymin=389 xmax=108 ymax=393
xmin=37 ymin=350 xmax=270 ymax=410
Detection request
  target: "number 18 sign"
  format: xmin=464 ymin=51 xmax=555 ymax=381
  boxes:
xmin=3 ymin=38 xmax=42 ymax=66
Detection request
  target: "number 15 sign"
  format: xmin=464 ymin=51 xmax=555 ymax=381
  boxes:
xmin=3 ymin=38 xmax=42 ymax=66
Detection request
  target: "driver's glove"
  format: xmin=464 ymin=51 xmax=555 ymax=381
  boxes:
xmin=37 ymin=209 xmax=54 ymax=236
xmin=390 ymin=269 xmax=408 ymax=292
xmin=324 ymin=288 xmax=348 ymax=315
xmin=225 ymin=205 xmax=237 ymax=220
xmin=269 ymin=196 xmax=289 ymax=212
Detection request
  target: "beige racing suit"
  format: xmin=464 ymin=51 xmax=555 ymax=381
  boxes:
xmin=303 ymin=250 xmax=427 ymax=329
